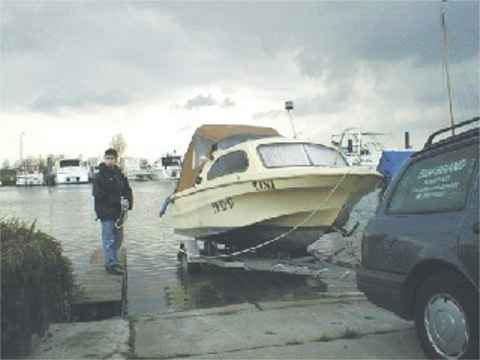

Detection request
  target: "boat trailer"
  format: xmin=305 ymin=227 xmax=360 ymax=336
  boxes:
xmin=177 ymin=238 xmax=352 ymax=278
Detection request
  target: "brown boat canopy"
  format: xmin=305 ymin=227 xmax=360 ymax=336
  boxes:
xmin=175 ymin=124 xmax=281 ymax=193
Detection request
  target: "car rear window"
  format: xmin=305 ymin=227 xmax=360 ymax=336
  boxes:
xmin=388 ymin=144 xmax=478 ymax=214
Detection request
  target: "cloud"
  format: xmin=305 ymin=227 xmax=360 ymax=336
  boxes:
xmin=221 ymin=97 xmax=235 ymax=108
xmin=29 ymin=90 xmax=131 ymax=113
xmin=2 ymin=1 xmax=477 ymax=115
xmin=1 ymin=1 xmax=478 ymax=162
xmin=178 ymin=94 xmax=236 ymax=110
xmin=253 ymin=110 xmax=284 ymax=120
xmin=183 ymin=94 xmax=217 ymax=110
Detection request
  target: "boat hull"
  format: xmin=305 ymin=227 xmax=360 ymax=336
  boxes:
xmin=150 ymin=168 xmax=180 ymax=182
xmin=170 ymin=170 xmax=381 ymax=253
xmin=56 ymin=172 xmax=89 ymax=185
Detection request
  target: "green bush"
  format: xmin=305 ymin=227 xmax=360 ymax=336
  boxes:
xmin=1 ymin=218 xmax=74 ymax=358
xmin=0 ymin=169 xmax=16 ymax=186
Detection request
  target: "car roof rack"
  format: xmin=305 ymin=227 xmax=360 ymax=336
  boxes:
xmin=424 ymin=116 xmax=479 ymax=149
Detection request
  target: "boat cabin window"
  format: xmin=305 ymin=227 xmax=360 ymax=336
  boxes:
xmin=59 ymin=159 xmax=80 ymax=168
xmin=207 ymin=151 xmax=249 ymax=180
xmin=258 ymin=143 xmax=348 ymax=168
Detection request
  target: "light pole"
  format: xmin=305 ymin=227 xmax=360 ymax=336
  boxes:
xmin=285 ymin=100 xmax=297 ymax=138
xmin=19 ymin=131 xmax=26 ymax=164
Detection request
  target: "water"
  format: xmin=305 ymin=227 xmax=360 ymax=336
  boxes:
xmin=0 ymin=182 xmax=329 ymax=315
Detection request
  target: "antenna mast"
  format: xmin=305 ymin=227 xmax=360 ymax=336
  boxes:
xmin=285 ymin=101 xmax=297 ymax=138
xmin=441 ymin=0 xmax=455 ymax=135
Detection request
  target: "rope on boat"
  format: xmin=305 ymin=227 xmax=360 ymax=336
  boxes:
xmin=178 ymin=168 xmax=355 ymax=259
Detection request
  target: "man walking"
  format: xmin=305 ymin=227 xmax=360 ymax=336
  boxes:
xmin=93 ymin=148 xmax=133 ymax=275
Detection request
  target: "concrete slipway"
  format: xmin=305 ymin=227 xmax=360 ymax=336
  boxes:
xmin=32 ymin=296 xmax=425 ymax=359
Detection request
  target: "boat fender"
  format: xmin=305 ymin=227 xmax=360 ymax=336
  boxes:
xmin=159 ymin=195 xmax=172 ymax=217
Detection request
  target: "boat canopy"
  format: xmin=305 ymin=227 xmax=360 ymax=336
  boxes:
xmin=176 ymin=124 xmax=280 ymax=192
xmin=376 ymin=149 xmax=415 ymax=185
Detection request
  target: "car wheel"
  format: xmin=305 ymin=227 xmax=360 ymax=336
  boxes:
xmin=414 ymin=272 xmax=478 ymax=359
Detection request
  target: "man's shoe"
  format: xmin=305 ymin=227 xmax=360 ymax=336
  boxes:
xmin=105 ymin=265 xmax=124 ymax=275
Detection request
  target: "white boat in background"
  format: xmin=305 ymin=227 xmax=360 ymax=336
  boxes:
xmin=167 ymin=125 xmax=382 ymax=254
xmin=331 ymin=128 xmax=387 ymax=168
xmin=151 ymin=153 xmax=182 ymax=182
xmin=16 ymin=172 xmax=44 ymax=186
xmin=122 ymin=157 xmax=143 ymax=180
xmin=55 ymin=159 xmax=89 ymax=185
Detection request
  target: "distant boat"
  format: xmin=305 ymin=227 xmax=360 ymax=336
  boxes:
xmin=331 ymin=128 xmax=386 ymax=168
xmin=122 ymin=157 xmax=143 ymax=180
xmin=331 ymin=128 xmax=415 ymax=186
xmin=16 ymin=172 xmax=44 ymax=186
xmin=55 ymin=159 xmax=89 ymax=185
xmin=151 ymin=153 xmax=182 ymax=182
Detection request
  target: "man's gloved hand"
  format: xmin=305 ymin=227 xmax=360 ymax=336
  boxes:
xmin=121 ymin=198 xmax=130 ymax=211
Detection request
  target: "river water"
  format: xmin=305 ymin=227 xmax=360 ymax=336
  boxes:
xmin=0 ymin=182 xmax=330 ymax=315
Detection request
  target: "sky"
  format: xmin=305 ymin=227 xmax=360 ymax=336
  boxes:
xmin=1 ymin=1 xmax=478 ymax=164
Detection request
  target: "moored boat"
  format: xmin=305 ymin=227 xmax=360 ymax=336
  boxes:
xmin=55 ymin=159 xmax=89 ymax=185
xmin=167 ymin=125 xmax=382 ymax=254
xmin=16 ymin=172 xmax=44 ymax=186
xmin=151 ymin=153 xmax=182 ymax=182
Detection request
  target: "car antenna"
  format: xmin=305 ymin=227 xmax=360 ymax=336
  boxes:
xmin=441 ymin=0 xmax=456 ymax=135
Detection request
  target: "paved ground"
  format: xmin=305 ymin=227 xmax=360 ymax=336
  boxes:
xmin=32 ymin=297 xmax=425 ymax=359
xmin=132 ymin=297 xmax=425 ymax=359
xmin=185 ymin=329 xmax=422 ymax=359
xmin=31 ymin=319 xmax=130 ymax=360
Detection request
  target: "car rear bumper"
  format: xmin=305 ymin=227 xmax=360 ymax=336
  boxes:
xmin=356 ymin=268 xmax=410 ymax=320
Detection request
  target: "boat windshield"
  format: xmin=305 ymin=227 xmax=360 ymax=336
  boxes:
xmin=59 ymin=159 xmax=80 ymax=167
xmin=258 ymin=143 xmax=348 ymax=168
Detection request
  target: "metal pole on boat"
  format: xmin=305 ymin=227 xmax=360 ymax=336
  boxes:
xmin=285 ymin=101 xmax=297 ymax=138
xmin=441 ymin=0 xmax=455 ymax=135
xmin=404 ymin=131 xmax=411 ymax=149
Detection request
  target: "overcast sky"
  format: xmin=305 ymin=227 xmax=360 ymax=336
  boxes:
xmin=1 ymin=1 xmax=478 ymax=164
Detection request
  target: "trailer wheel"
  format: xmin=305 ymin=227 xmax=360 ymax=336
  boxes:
xmin=178 ymin=248 xmax=202 ymax=274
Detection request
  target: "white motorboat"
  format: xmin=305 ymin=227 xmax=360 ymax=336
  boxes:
xmin=55 ymin=159 xmax=89 ymax=185
xmin=331 ymin=128 xmax=387 ymax=168
xmin=151 ymin=153 xmax=182 ymax=182
xmin=16 ymin=172 xmax=44 ymax=186
xmin=167 ymin=125 xmax=382 ymax=254
xmin=122 ymin=157 xmax=144 ymax=181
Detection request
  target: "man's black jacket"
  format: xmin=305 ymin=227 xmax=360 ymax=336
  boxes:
xmin=93 ymin=163 xmax=133 ymax=221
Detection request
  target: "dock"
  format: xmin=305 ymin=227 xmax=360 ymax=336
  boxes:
xmin=71 ymin=247 xmax=127 ymax=321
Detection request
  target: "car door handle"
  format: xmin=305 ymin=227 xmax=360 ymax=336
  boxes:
xmin=473 ymin=222 xmax=479 ymax=234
